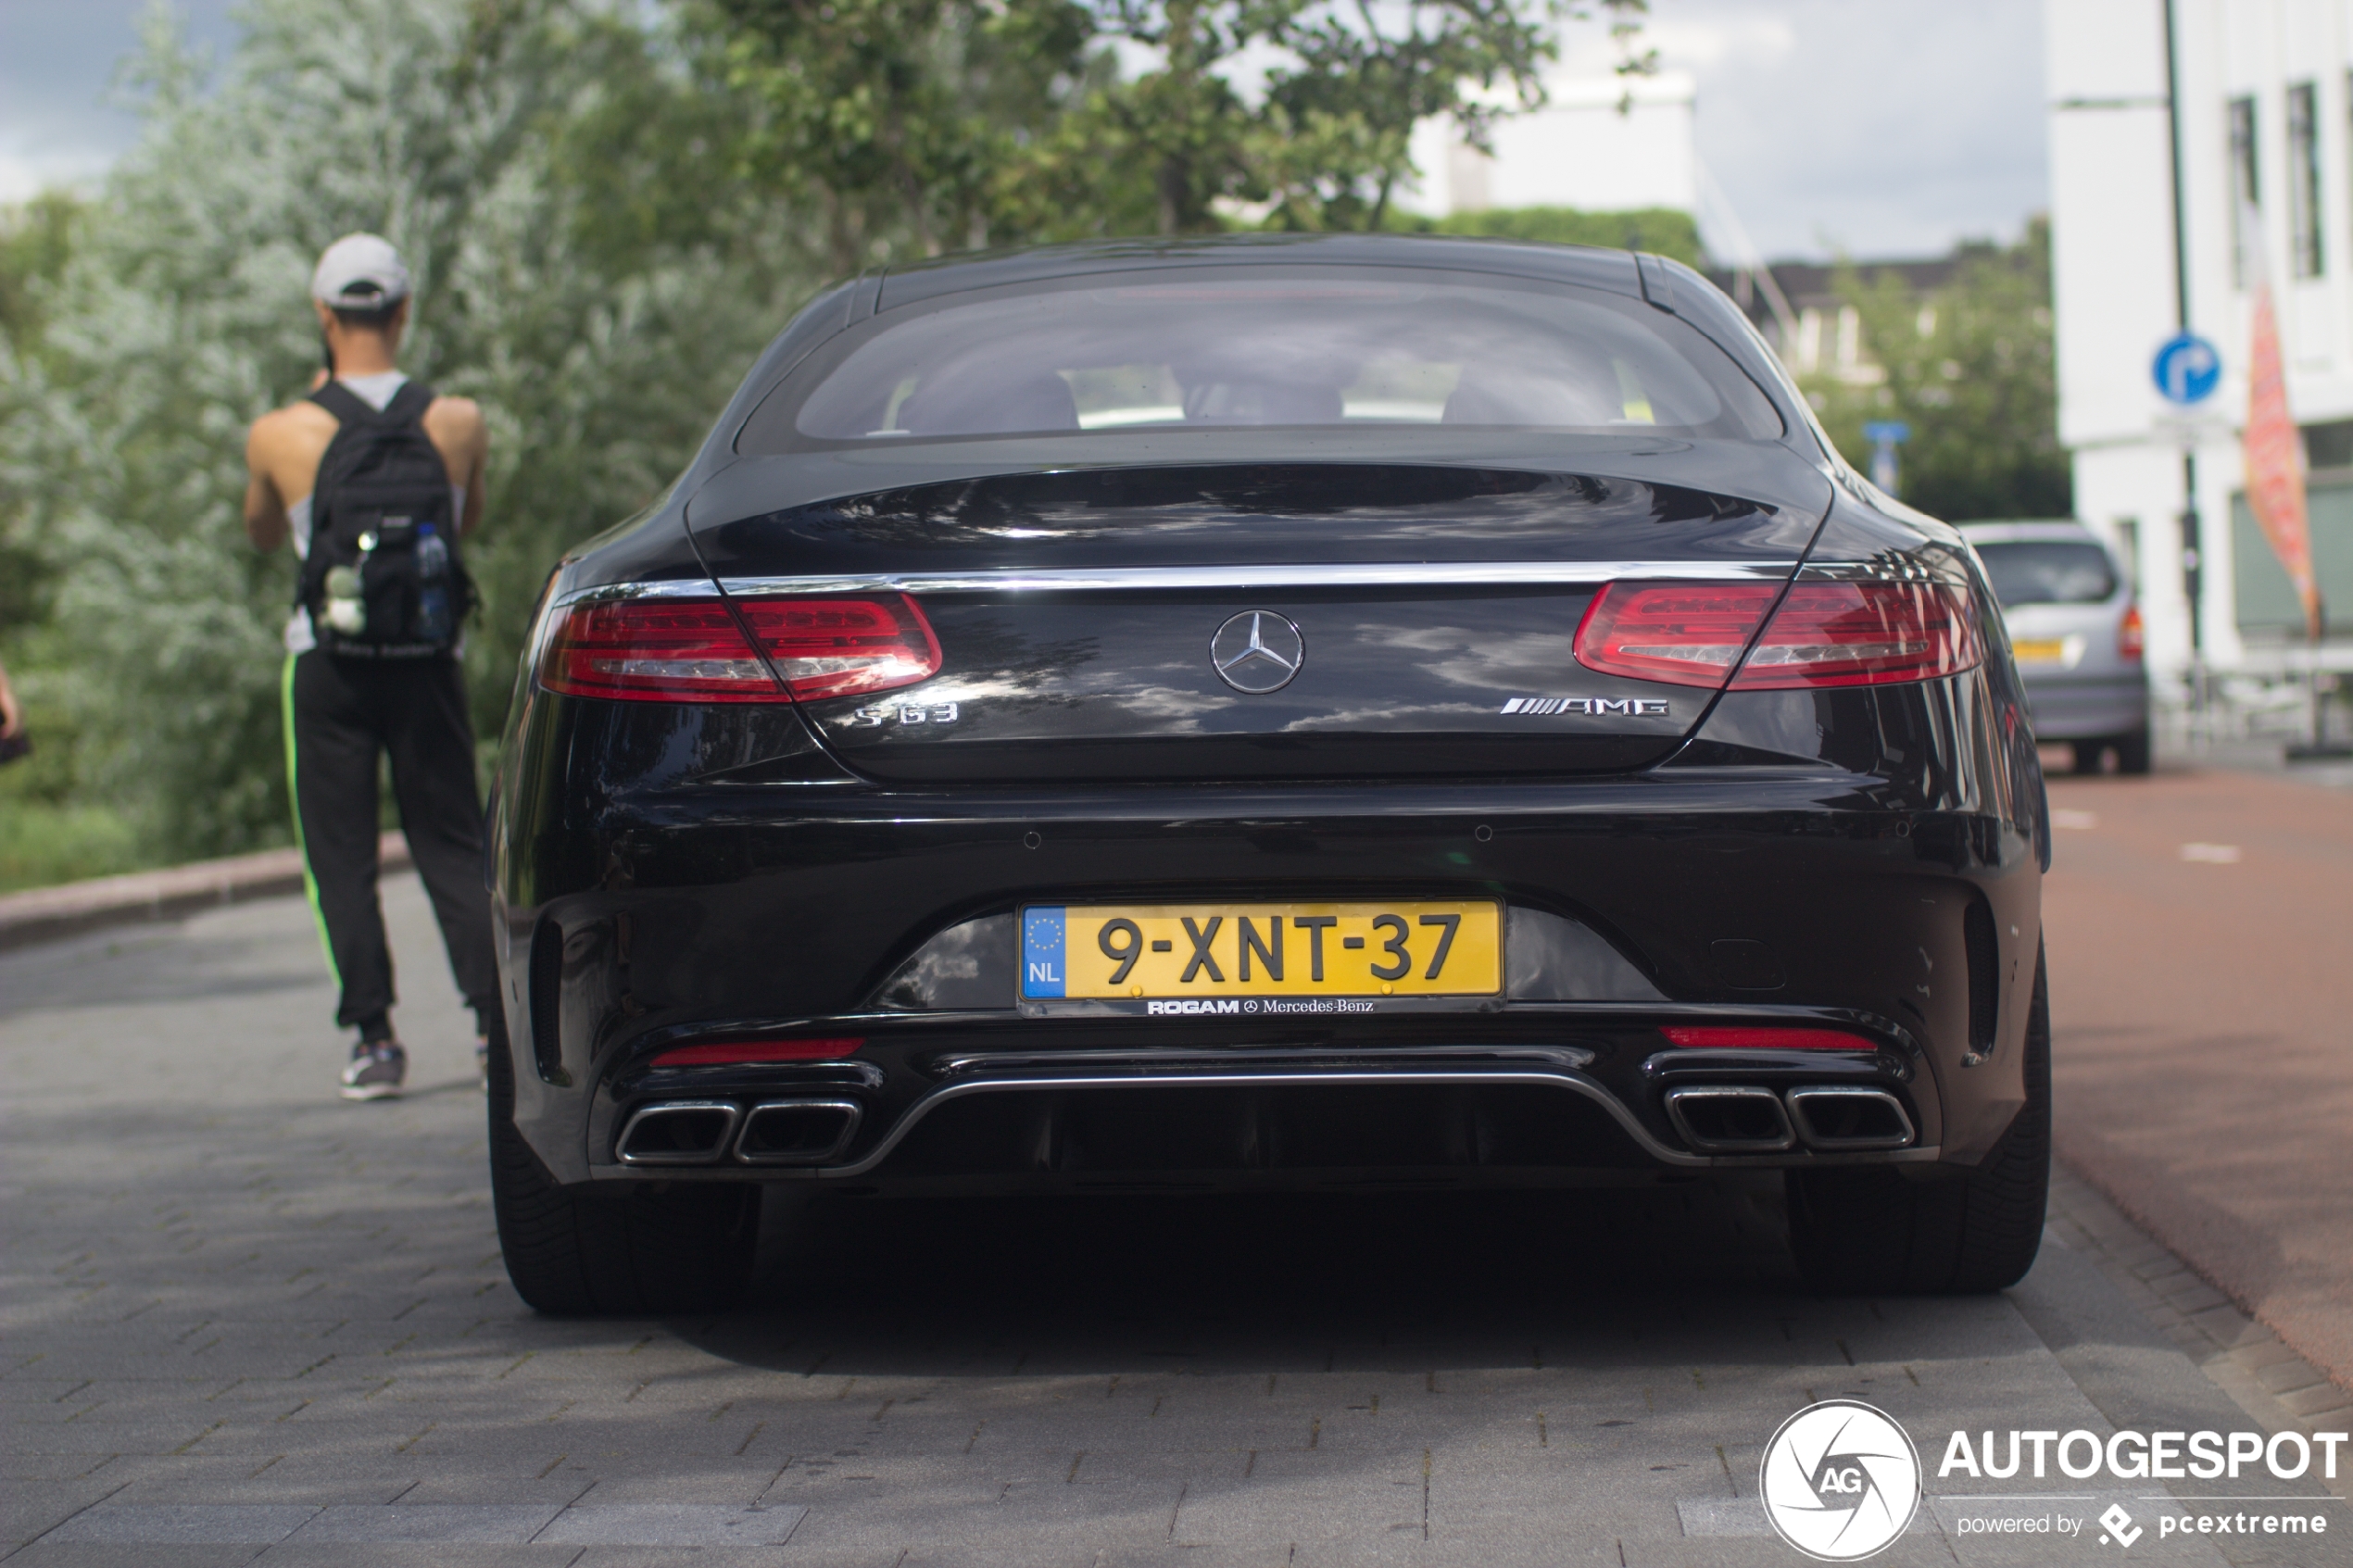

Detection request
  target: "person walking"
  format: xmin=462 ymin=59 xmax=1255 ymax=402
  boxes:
xmin=244 ymin=233 xmax=497 ymax=1100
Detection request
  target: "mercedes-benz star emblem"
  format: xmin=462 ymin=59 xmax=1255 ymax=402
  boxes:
xmin=1210 ymin=610 xmax=1305 ymax=695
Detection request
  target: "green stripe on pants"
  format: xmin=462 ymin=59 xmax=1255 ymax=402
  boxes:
xmin=282 ymin=652 xmax=339 ymax=985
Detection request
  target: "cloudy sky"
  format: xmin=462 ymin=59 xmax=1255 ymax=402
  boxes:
xmin=0 ymin=0 xmax=2048 ymax=261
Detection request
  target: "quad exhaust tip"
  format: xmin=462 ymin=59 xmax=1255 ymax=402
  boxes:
xmin=736 ymin=1099 xmax=863 ymax=1165
xmin=1663 ymin=1085 xmax=1795 ymax=1153
xmin=1664 ymin=1085 xmax=1917 ymax=1154
xmin=613 ymin=1098 xmax=864 ymax=1167
xmin=1786 ymin=1086 xmax=1916 ymax=1150
xmin=614 ymin=1100 xmax=741 ymax=1165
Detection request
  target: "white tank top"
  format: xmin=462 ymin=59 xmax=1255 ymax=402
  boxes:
xmin=283 ymin=373 xmax=468 ymax=653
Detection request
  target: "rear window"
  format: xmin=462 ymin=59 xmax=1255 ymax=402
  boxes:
xmin=1974 ymin=541 xmax=2118 ymax=607
xmin=739 ymin=268 xmax=1784 ymax=450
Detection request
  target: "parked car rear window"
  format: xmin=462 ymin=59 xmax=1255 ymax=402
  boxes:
xmin=740 ymin=268 xmax=1784 ymax=449
xmin=1974 ymin=542 xmax=2119 ymax=606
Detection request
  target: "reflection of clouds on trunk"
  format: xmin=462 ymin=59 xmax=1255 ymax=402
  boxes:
xmin=1368 ymin=625 xmax=1583 ymax=689
xmin=1277 ymin=703 xmax=1497 ymax=732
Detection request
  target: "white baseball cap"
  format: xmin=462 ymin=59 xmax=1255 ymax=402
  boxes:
xmin=310 ymin=233 xmax=412 ymax=310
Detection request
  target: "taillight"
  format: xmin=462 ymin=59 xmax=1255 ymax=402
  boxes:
xmin=736 ymin=596 xmax=942 ymax=701
xmin=649 ymin=1037 xmax=864 ymax=1068
xmin=1570 ymin=583 xmax=1782 ymax=686
xmin=1660 ymin=1025 xmax=1877 ymax=1050
xmin=2118 ymin=603 xmax=2145 ymax=661
xmin=1572 ymin=579 xmax=1982 ymax=690
xmin=1732 ymin=581 xmax=1982 ymax=689
xmin=540 ymin=596 xmax=940 ymax=703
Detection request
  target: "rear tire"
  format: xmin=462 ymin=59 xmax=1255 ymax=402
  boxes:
xmin=486 ymin=1013 xmax=760 ymax=1314
xmin=2111 ymin=724 xmax=2153 ymax=775
xmin=1786 ymin=947 xmax=2049 ymax=1294
xmin=2070 ymin=740 xmax=2108 ymax=775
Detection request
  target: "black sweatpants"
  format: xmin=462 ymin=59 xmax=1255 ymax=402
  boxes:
xmin=285 ymin=650 xmax=497 ymax=1038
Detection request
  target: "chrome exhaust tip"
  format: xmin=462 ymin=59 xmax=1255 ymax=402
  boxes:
xmin=1663 ymin=1085 xmax=1796 ymax=1153
xmin=735 ymin=1098 xmax=863 ymax=1166
xmin=1788 ymin=1086 xmax=1916 ymax=1150
xmin=614 ymin=1100 xmax=741 ymax=1166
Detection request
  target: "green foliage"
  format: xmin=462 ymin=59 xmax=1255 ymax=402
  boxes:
xmin=697 ymin=0 xmax=1650 ymax=245
xmin=1 ymin=0 xmax=811 ymax=864
xmin=1389 ymin=203 xmax=1705 ymax=267
xmin=1806 ymin=220 xmax=2070 ymax=523
xmin=1 ymin=0 xmax=1661 ymax=887
xmin=692 ymin=0 xmax=1107 ymax=269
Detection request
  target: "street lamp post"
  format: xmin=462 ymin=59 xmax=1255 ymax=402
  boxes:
xmin=2160 ymin=0 xmax=2206 ymax=711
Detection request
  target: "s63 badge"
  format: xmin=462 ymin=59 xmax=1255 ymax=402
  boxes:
xmin=849 ymin=702 xmax=960 ymax=728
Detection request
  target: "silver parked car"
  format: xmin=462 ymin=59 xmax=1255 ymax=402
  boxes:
xmin=1960 ymin=521 xmax=2149 ymax=774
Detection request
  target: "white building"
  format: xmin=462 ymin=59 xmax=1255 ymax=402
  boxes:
xmin=2045 ymin=0 xmax=2353 ymax=685
xmin=1401 ymin=70 xmax=1698 ymax=218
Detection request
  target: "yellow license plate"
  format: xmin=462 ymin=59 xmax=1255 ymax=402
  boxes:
xmin=1020 ymin=901 xmax=1501 ymax=1004
xmin=2009 ymin=637 xmax=2068 ymax=664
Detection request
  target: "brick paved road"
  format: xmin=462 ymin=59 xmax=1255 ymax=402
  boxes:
xmin=3 ymin=877 xmax=2345 ymax=1566
xmin=2044 ymin=767 xmax=2353 ymax=1392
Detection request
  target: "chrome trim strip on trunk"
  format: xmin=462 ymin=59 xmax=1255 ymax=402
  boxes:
xmin=552 ymin=560 xmax=1804 ymax=609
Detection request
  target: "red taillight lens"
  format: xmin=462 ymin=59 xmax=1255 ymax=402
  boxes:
xmin=648 ymin=1037 xmax=864 ymax=1068
xmin=540 ymin=596 xmax=939 ymax=703
xmin=1573 ymin=579 xmax=1982 ymax=691
xmin=2117 ymin=603 xmax=2145 ymax=661
xmin=1731 ymin=581 xmax=1982 ymax=690
xmin=542 ymin=600 xmax=784 ymax=701
xmin=1572 ymin=582 xmax=1782 ymax=686
xmin=1660 ymin=1026 xmax=1877 ymax=1050
xmin=735 ymin=596 xmax=942 ymax=701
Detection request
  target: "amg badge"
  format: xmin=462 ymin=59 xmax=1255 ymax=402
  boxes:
xmin=1501 ymin=696 xmax=1670 ymax=716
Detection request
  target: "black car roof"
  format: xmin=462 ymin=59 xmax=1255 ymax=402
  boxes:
xmin=872 ymin=232 xmax=1652 ymax=314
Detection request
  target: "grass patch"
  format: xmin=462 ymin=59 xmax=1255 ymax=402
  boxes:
xmin=0 ymin=799 xmax=152 ymax=894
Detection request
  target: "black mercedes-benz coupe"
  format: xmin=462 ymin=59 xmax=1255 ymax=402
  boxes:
xmin=485 ymin=234 xmax=2053 ymax=1314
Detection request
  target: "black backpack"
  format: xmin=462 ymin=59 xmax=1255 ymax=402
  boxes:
xmin=297 ymin=380 xmax=474 ymax=657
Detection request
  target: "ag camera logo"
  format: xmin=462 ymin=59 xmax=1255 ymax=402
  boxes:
xmin=1760 ymin=1400 xmax=1922 ymax=1561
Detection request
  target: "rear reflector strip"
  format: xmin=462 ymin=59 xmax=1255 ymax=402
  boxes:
xmin=540 ymin=596 xmax=940 ymax=704
xmin=1573 ymin=580 xmax=1982 ymax=690
xmin=1660 ymin=1025 xmax=1878 ymax=1051
xmin=648 ymin=1038 xmax=866 ymax=1068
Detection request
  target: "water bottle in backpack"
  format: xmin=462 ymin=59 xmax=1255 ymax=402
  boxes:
xmin=415 ymin=523 xmax=451 ymax=643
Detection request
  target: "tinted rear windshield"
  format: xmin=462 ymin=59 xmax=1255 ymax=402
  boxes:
xmin=739 ymin=268 xmax=1784 ymax=450
xmin=1975 ymin=541 xmax=2118 ymax=606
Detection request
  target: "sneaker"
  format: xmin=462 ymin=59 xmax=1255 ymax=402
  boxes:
xmin=474 ymin=1036 xmax=491 ymax=1091
xmin=340 ymin=1042 xmax=408 ymax=1101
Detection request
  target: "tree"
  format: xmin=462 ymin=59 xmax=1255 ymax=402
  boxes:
xmin=1806 ymin=220 xmax=2070 ymax=523
xmin=1 ymin=0 xmax=814 ymax=858
xmin=697 ymin=0 xmax=1653 ymax=245
xmin=1394 ymin=203 xmax=1704 ymax=267
xmin=691 ymin=0 xmax=1104 ymax=271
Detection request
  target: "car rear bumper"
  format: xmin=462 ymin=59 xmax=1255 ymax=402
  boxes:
xmin=493 ymin=764 xmax=2044 ymax=1191
xmin=2020 ymin=673 xmax=2148 ymax=739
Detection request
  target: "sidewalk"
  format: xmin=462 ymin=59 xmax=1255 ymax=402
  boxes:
xmin=0 ymin=832 xmax=409 ymax=953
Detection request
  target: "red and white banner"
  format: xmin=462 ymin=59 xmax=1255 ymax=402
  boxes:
xmin=2241 ymin=204 xmax=2322 ymax=639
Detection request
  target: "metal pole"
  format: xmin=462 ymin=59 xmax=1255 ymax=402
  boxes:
xmin=2161 ymin=0 xmax=2207 ymax=716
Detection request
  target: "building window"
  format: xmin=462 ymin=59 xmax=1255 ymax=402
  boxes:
xmin=2287 ymin=82 xmax=2324 ymax=278
xmin=2307 ymin=420 xmax=2353 ymax=471
xmin=2228 ymin=95 xmax=2259 ymax=287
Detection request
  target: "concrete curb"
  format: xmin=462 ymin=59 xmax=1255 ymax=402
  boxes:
xmin=0 ymin=832 xmax=410 ymax=954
